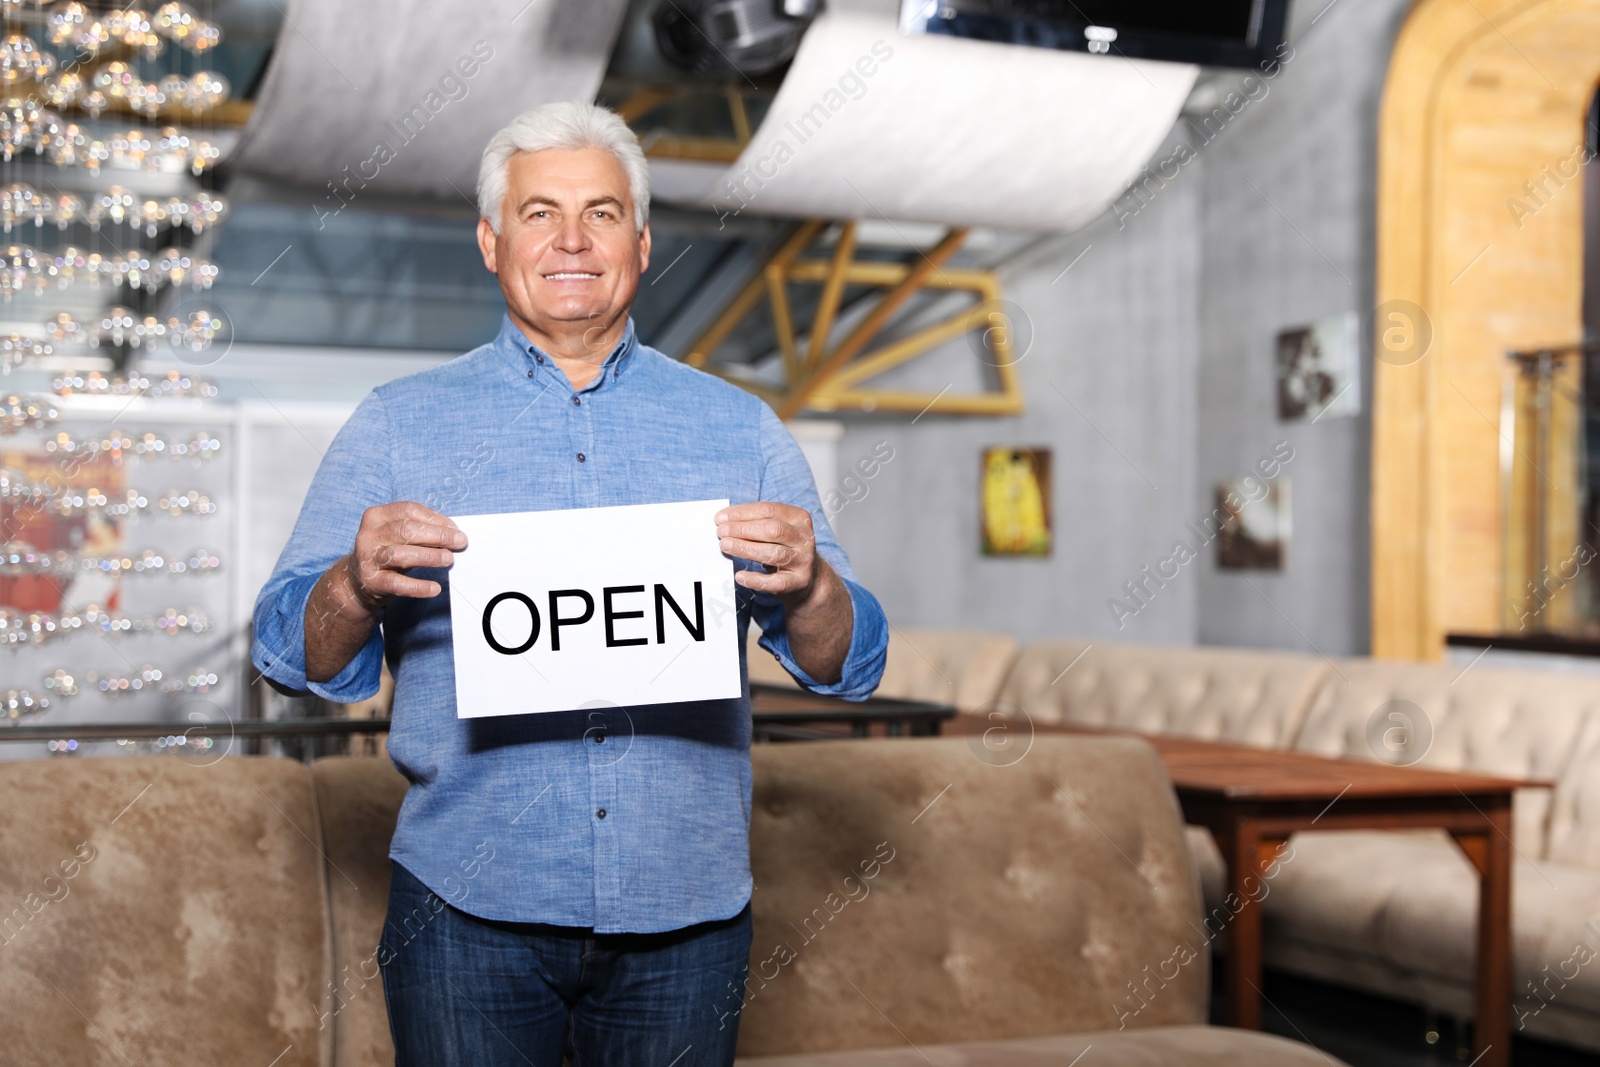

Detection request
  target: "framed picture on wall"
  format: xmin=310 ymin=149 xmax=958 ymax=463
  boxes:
xmin=1276 ymin=311 xmax=1361 ymax=422
xmin=981 ymin=446 xmax=1052 ymax=557
xmin=1216 ymin=476 xmax=1291 ymax=569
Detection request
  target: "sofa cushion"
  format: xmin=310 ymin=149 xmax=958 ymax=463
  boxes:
xmin=876 ymin=628 xmax=1020 ymax=713
xmin=0 ymin=755 xmax=330 ymax=1067
xmin=1291 ymin=659 xmax=1593 ymax=856
xmin=737 ymin=1025 xmax=1346 ymax=1065
xmin=737 ymin=736 xmax=1209 ymax=1057
xmin=997 ymin=640 xmax=1330 ymax=748
xmin=311 ymin=756 xmax=410 ymax=1067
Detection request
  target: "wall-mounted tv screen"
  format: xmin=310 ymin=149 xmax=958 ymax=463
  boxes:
xmin=900 ymin=0 xmax=1292 ymax=70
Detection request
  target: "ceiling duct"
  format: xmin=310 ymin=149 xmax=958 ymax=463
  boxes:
xmin=647 ymin=1 xmax=1197 ymax=232
xmin=227 ymin=0 xmax=630 ymax=202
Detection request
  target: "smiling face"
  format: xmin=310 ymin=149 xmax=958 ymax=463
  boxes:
xmin=476 ymin=145 xmax=651 ymax=357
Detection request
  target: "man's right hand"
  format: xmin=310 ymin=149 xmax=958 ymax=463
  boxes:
xmin=344 ymin=501 xmax=468 ymax=609
xmin=304 ymin=501 xmax=466 ymax=684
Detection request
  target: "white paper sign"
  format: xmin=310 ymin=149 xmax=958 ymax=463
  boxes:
xmin=447 ymin=499 xmax=740 ymax=717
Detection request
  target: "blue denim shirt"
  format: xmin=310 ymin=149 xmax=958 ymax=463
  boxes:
xmin=252 ymin=312 xmax=888 ymax=933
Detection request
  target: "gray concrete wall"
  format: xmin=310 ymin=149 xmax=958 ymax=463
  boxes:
xmin=827 ymin=160 xmax=1204 ymax=644
xmin=1193 ymin=0 xmax=1411 ymax=656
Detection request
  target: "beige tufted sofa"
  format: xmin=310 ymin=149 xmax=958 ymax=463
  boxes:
xmin=748 ymin=626 xmax=1019 ymax=713
xmin=0 ymin=737 xmax=1338 ymax=1066
xmin=990 ymin=639 xmax=1600 ymax=1054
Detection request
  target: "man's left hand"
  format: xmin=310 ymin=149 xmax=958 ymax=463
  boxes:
xmin=717 ymin=500 xmax=853 ymax=684
xmin=715 ymin=501 xmax=831 ymax=603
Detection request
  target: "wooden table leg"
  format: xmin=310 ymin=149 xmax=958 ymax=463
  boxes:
xmin=1212 ymin=818 xmax=1290 ymax=1031
xmin=1450 ymin=799 xmax=1513 ymax=1067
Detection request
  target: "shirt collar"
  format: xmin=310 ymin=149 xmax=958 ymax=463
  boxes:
xmin=497 ymin=312 xmax=639 ymax=391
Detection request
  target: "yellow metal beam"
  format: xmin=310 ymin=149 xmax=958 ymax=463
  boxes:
xmin=638 ymin=134 xmax=745 ymax=163
xmin=786 ymin=259 xmax=996 ymax=289
xmin=780 ymin=227 xmax=968 ymax=418
xmin=615 ymin=86 xmax=678 ymax=123
xmin=686 ymin=220 xmax=825 ymax=368
xmin=726 ymin=87 xmax=752 ymax=144
xmin=765 ymin=265 xmax=800 ymax=383
xmin=686 ymin=218 xmax=1023 ymax=419
xmin=817 ymin=303 xmax=986 ymax=394
xmin=804 ymin=221 xmax=857 ymax=372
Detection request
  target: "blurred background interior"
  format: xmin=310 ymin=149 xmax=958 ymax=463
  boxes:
xmin=7 ymin=0 xmax=1600 ymax=1064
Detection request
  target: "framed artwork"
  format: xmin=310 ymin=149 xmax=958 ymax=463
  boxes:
xmin=981 ymin=447 xmax=1051 ymax=557
xmin=1216 ymin=476 xmax=1290 ymax=570
xmin=1276 ymin=311 xmax=1360 ymax=422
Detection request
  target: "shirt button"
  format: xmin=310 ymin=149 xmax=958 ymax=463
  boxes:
xmin=596 ymin=808 xmax=607 ymax=819
xmin=536 ymin=354 xmax=545 ymax=363
xmin=526 ymin=370 xmax=533 ymax=378
xmin=572 ymin=395 xmax=581 ymax=406
xmin=576 ymin=453 xmax=586 ymax=462
xmin=594 ymin=732 xmax=606 ymax=743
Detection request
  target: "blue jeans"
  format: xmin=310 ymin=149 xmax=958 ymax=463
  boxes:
xmin=379 ymin=861 xmax=754 ymax=1067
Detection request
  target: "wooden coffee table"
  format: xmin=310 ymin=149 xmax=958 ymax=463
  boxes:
xmin=749 ymin=682 xmax=956 ymax=740
xmin=949 ymin=717 xmax=1530 ymax=1067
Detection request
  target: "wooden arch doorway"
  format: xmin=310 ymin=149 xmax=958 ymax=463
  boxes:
xmin=1373 ymin=0 xmax=1600 ymax=658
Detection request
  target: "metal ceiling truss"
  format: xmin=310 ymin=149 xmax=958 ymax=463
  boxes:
xmin=685 ymin=220 xmax=1024 ymax=418
xmin=615 ymin=84 xmax=759 ymax=163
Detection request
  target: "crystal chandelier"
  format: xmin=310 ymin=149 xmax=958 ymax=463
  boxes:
xmin=0 ymin=182 xmax=226 ymax=235
xmin=47 ymin=306 xmax=222 ymax=348
xmin=45 ymin=3 xmax=223 ymax=59
xmin=0 ymin=5 xmax=231 ymax=370
xmin=0 ymin=243 xmax=217 ymax=299
xmin=0 ymin=5 xmax=229 ymax=169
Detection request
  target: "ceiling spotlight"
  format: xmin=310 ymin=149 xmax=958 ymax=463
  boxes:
xmin=652 ymin=0 xmax=820 ymax=77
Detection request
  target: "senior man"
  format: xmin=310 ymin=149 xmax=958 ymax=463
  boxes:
xmin=252 ymin=101 xmax=888 ymax=1066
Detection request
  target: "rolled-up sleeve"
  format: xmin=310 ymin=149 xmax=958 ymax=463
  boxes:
xmin=251 ymin=390 xmax=394 ymax=703
xmin=747 ymin=403 xmax=888 ymax=700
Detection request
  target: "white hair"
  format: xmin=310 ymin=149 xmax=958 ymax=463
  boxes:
xmin=477 ymin=101 xmax=651 ymax=235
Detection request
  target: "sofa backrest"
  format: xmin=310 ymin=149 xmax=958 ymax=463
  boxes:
xmin=1544 ymin=711 xmax=1600 ymax=867
xmin=735 ymin=735 xmax=1206 ymax=1056
xmin=997 ymin=639 xmax=1330 ymax=749
xmin=0 ymin=755 xmax=332 ymax=1067
xmin=875 ymin=627 xmax=1020 ymax=712
xmin=311 ymin=757 xmax=410 ymax=1067
xmin=1291 ymin=659 xmax=1599 ymax=857
xmin=0 ymin=736 xmax=1208 ymax=1065
xmin=748 ymin=626 xmax=1018 ymax=714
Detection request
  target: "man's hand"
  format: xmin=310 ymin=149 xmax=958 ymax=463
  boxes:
xmin=716 ymin=501 xmax=852 ymax=684
xmin=305 ymin=502 xmax=466 ymax=683
xmin=346 ymin=502 xmax=468 ymax=608
xmin=715 ymin=501 xmax=825 ymax=603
